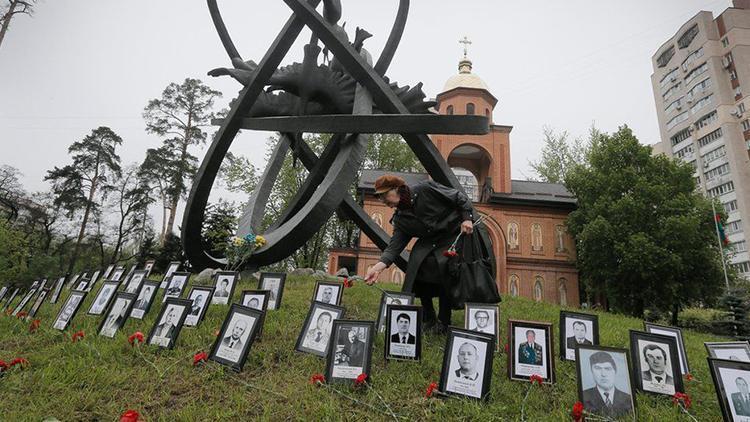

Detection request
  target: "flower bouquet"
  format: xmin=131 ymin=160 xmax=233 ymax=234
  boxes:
xmin=225 ymin=233 xmax=267 ymax=271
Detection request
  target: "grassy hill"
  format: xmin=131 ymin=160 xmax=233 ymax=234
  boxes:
xmin=0 ymin=274 xmax=728 ymax=420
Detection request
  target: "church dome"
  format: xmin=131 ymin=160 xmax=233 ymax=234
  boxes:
xmin=442 ymin=58 xmax=490 ymax=92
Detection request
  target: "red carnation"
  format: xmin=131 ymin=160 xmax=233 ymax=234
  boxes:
xmin=685 ymin=373 xmax=694 ymax=382
xmin=10 ymin=357 xmax=28 ymax=369
xmin=72 ymin=330 xmax=85 ymax=342
xmin=120 ymin=409 xmax=140 ymax=422
xmin=504 ymin=343 xmax=510 ymax=354
xmin=343 ymin=278 xmax=353 ymax=288
xmin=0 ymin=360 xmax=8 ymax=372
xmin=529 ymin=374 xmax=543 ymax=385
xmin=193 ymin=351 xmax=208 ymax=367
xmin=673 ymin=392 xmax=692 ymax=409
xmin=571 ymin=401 xmax=584 ymax=421
xmin=354 ymin=373 xmax=368 ymax=387
xmin=310 ymin=373 xmax=326 ymax=386
xmin=29 ymin=319 xmax=41 ymax=333
xmin=442 ymin=249 xmax=457 ymax=258
xmin=425 ymin=381 xmax=438 ymax=398
xmin=128 ymin=331 xmax=144 ymax=346
xmin=16 ymin=311 xmax=27 ymax=319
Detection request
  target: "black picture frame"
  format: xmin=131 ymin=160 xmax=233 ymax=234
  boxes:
xmin=258 ymin=272 xmax=286 ymax=310
xmin=74 ymin=279 xmax=90 ymax=292
xmin=385 ymin=304 xmax=423 ymax=361
xmin=97 ymin=292 xmax=136 ymax=338
xmin=312 ymin=281 xmax=344 ymax=306
xmin=240 ymin=289 xmax=271 ymax=336
xmin=49 ymin=276 xmax=67 ymax=304
xmin=101 ymin=264 xmax=115 ymax=280
xmin=211 ymin=271 xmax=238 ymax=305
xmin=1 ymin=288 xmax=20 ymax=311
xmin=160 ymin=261 xmax=181 ymax=289
xmin=147 ymin=297 xmax=192 ymax=349
xmin=209 ymin=303 xmax=264 ymax=372
xmin=708 ymin=357 xmax=750 ymax=421
xmin=123 ymin=270 xmax=148 ymax=295
xmin=184 ymin=285 xmax=215 ymax=327
xmin=110 ymin=266 xmax=126 ymax=282
xmin=52 ymin=289 xmax=87 ymax=331
xmin=644 ymin=322 xmax=690 ymax=376
xmin=295 ymin=301 xmax=346 ymax=357
xmin=560 ymin=311 xmax=600 ymax=362
xmin=439 ymin=327 xmax=495 ymax=401
xmin=122 ymin=264 xmax=138 ymax=284
xmin=325 ymin=320 xmax=375 ymax=385
xmin=705 ymin=341 xmax=750 ymax=363
xmin=143 ymin=260 xmax=156 ymax=277
xmin=88 ymin=281 xmax=120 ymax=316
xmin=11 ymin=288 xmax=38 ymax=316
xmin=0 ymin=286 xmax=9 ymax=304
xmin=130 ymin=280 xmax=160 ymax=320
xmin=376 ymin=291 xmax=415 ymax=333
xmin=575 ymin=345 xmax=637 ymax=419
xmin=65 ymin=273 xmax=81 ymax=290
xmin=508 ymin=319 xmax=555 ymax=384
xmin=163 ymin=272 xmax=190 ymax=302
xmin=27 ymin=288 xmax=50 ymax=319
xmin=629 ymin=330 xmax=684 ymax=396
xmin=86 ymin=269 xmax=102 ymax=292
xmin=464 ymin=302 xmax=500 ymax=350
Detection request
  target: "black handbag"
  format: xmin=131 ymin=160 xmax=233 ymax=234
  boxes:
xmin=447 ymin=227 xmax=501 ymax=309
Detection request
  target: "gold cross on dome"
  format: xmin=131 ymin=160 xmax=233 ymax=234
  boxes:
xmin=459 ymin=36 xmax=472 ymax=58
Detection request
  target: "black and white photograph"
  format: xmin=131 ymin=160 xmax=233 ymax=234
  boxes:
xmin=325 ymin=320 xmax=375 ymax=384
xmin=209 ymin=304 xmax=263 ymax=372
xmin=147 ymin=298 xmax=191 ymax=349
xmin=86 ymin=270 xmax=101 ymax=292
xmin=629 ymin=330 xmax=684 ymax=396
xmin=101 ymin=264 xmax=115 ymax=280
xmin=160 ymin=261 xmax=181 ymax=288
xmin=576 ymin=345 xmax=636 ymax=419
xmin=376 ymin=291 xmax=415 ymax=333
xmin=240 ymin=290 xmax=271 ymax=311
xmin=259 ymin=272 xmax=286 ymax=310
xmin=12 ymin=288 xmax=37 ymax=316
xmin=124 ymin=270 xmax=148 ymax=295
xmin=560 ymin=311 xmax=599 ymax=361
xmin=130 ymin=281 xmax=160 ymax=320
xmin=312 ymin=281 xmax=343 ymax=306
xmin=49 ymin=276 xmax=66 ymax=304
xmin=110 ymin=266 xmax=126 ymax=282
xmin=706 ymin=341 xmax=750 ymax=363
xmin=644 ymin=322 xmax=690 ymax=376
xmin=27 ymin=289 xmax=50 ymax=319
xmin=0 ymin=286 xmax=8 ymax=303
xmin=211 ymin=271 xmax=238 ymax=305
xmin=53 ymin=290 xmax=87 ymax=331
xmin=1 ymin=288 xmax=20 ymax=312
xmin=708 ymin=358 xmax=750 ymax=421
xmin=98 ymin=292 xmax=136 ymax=338
xmin=66 ymin=273 xmax=81 ymax=290
xmin=296 ymin=301 xmax=345 ymax=357
xmin=87 ymin=281 xmax=119 ymax=315
xmin=464 ymin=303 xmax=499 ymax=349
xmin=439 ymin=327 xmax=494 ymax=400
xmin=143 ymin=260 xmax=156 ymax=277
xmin=385 ymin=304 xmax=422 ymax=361
xmin=163 ymin=272 xmax=190 ymax=302
xmin=509 ymin=319 xmax=555 ymax=383
xmin=184 ymin=286 xmax=214 ymax=327
xmin=75 ymin=279 xmax=89 ymax=291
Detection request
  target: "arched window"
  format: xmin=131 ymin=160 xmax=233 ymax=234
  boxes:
xmin=507 ymin=222 xmax=519 ymax=250
xmin=446 ymin=105 xmax=454 ymax=115
xmin=533 ymin=276 xmax=544 ymax=302
xmin=485 ymin=108 xmax=490 ymax=118
xmin=558 ymin=278 xmax=568 ymax=306
xmin=371 ymin=212 xmax=383 ymax=228
xmin=531 ymin=223 xmax=543 ymax=252
xmin=555 ymin=225 xmax=567 ymax=253
xmin=466 ymin=103 xmax=475 ymax=115
xmin=509 ymin=274 xmax=519 ymax=297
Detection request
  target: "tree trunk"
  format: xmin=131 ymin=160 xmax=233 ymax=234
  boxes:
xmin=0 ymin=1 xmax=18 ymax=50
xmin=671 ymin=303 xmax=680 ymax=326
xmin=67 ymin=157 xmax=100 ymax=275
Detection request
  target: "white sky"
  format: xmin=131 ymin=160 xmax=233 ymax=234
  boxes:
xmin=0 ymin=0 xmax=733 ymax=229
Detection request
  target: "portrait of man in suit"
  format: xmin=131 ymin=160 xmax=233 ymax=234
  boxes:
xmin=518 ymin=329 xmax=544 ymax=366
xmin=319 ymin=286 xmax=334 ymax=304
xmin=454 ymin=342 xmax=480 ymax=381
xmin=134 ymin=287 xmax=152 ymax=310
xmin=151 ymin=307 xmax=178 ymax=345
xmin=339 ymin=327 xmax=366 ymax=367
xmin=469 ymin=310 xmax=494 ymax=334
xmin=567 ymin=321 xmax=593 ymax=349
xmin=221 ymin=319 xmax=247 ymax=351
xmin=581 ymin=351 xmax=633 ymax=418
xmin=190 ymin=294 xmax=204 ymax=316
xmin=732 ymin=376 xmax=750 ymax=417
xmin=641 ymin=343 xmax=675 ymax=394
xmin=390 ymin=313 xmax=416 ymax=344
xmin=214 ymin=279 xmax=231 ymax=298
xmin=101 ymin=298 xmax=129 ymax=337
xmin=54 ymin=296 xmax=81 ymax=329
xmin=303 ymin=311 xmax=333 ymax=352
xmin=166 ymin=277 xmax=184 ymax=296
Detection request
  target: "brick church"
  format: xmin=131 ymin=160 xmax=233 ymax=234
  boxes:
xmin=328 ymin=53 xmax=581 ymax=307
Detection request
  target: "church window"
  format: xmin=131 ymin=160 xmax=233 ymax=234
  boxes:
xmin=555 ymin=225 xmax=567 ymax=253
xmin=446 ymin=105 xmax=454 ymax=115
xmin=531 ymin=223 xmax=543 ymax=252
xmin=466 ymin=103 xmax=475 ymax=115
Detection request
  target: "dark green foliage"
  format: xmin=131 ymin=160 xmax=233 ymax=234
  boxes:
xmin=201 ymin=199 xmax=238 ymax=258
xmin=716 ymin=287 xmax=750 ymax=339
xmin=154 ymin=233 xmax=184 ymax=273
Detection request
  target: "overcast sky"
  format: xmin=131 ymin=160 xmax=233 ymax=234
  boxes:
xmin=0 ymin=0 xmax=732 ymax=227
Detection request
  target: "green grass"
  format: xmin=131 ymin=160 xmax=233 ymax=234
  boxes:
xmin=0 ymin=275 xmax=727 ymax=420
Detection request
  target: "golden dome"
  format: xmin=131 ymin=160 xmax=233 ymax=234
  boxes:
xmin=442 ymin=58 xmax=490 ymax=92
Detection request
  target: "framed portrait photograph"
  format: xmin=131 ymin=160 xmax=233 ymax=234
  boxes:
xmin=1 ymin=288 xmax=20 ymax=311
xmin=98 ymin=292 xmax=136 ymax=338
xmin=65 ymin=273 xmax=81 ymax=290
xmin=296 ymin=301 xmax=346 ymax=357
xmin=508 ymin=319 xmax=555 ymax=384
xmin=101 ymin=264 xmax=115 ymax=280
xmin=560 ymin=311 xmax=599 ymax=362
xmin=312 ymin=281 xmax=343 ymax=306
xmin=439 ymin=327 xmax=495 ymax=400
xmin=110 ymin=266 xmax=126 ymax=282
xmin=123 ymin=270 xmax=148 ymax=295
xmin=87 ymin=281 xmax=120 ymax=316
xmin=211 ymin=271 xmax=238 ymax=305
xmin=75 ymin=279 xmax=89 ymax=291
xmin=0 ymin=286 xmax=8 ymax=303
xmin=706 ymin=341 xmax=750 ymax=363
xmin=53 ymin=290 xmax=87 ymax=331
xmin=708 ymin=357 xmax=750 ymax=421
xmin=12 ymin=288 xmax=38 ymax=316
xmin=160 ymin=261 xmax=181 ymax=289
xmin=27 ymin=288 xmax=50 ymax=319
xmin=376 ymin=291 xmax=415 ymax=333
xmin=576 ymin=345 xmax=636 ymax=419
xmin=122 ymin=264 xmax=138 ymax=284
xmin=86 ymin=270 xmax=101 ymax=292
xmin=130 ymin=280 xmax=159 ymax=320
xmin=49 ymin=276 xmax=67 ymax=304
xmin=143 ymin=260 xmax=156 ymax=277
xmin=184 ymin=285 xmax=214 ymax=327
xmin=385 ymin=304 xmax=422 ymax=361
xmin=465 ymin=303 xmax=500 ymax=346
xmin=209 ymin=304 xmax=264 ymax=372
xmin=163 ymin=272 xmax=190 ymax=302
xmin=325 ymin=320 xmax=375 ymax=385
xmin=258 ymin=272 xmax=286 ymax=310
xmin=241 ymin=290 xmax=270 ymax=311
xmin=644 ymin=322 xmax=690 ymax=376
xmin=147 ymin=298 xmax=191 ymax=349
xmin=629 ymin=330 xmax=684 ymax=396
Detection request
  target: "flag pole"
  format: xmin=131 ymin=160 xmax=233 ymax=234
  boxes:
xmin=712 ymin=200 xmax=731 ymax=289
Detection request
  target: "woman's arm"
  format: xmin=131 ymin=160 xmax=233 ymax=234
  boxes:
xmin=365 ymin=227 xmax=410 ymax=284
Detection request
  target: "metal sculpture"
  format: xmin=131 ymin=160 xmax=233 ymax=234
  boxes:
xmin=182 ymin=0 xmax=489 ymax=271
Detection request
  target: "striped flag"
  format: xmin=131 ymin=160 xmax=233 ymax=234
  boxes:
xmin=715 ymin=214 xmax=730 ymax=246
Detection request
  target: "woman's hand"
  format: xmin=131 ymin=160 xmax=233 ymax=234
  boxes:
xmin=365 ymin=262 xmax=387 ymax=285
xmin=461 ymin=219 xmax=474 ymax=234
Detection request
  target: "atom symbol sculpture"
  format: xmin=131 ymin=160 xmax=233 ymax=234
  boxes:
xmin=182 ymin=0 xmax=489 ymax=271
